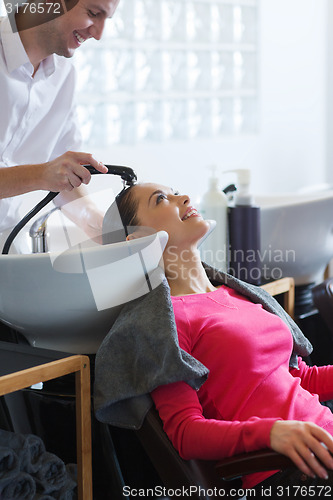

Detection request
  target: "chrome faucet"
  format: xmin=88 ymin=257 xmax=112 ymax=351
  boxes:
xmin=29 ymin=208 xmax=58 ymax=253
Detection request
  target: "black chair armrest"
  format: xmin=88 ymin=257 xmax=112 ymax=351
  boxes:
xmin=215 ymin=449 xmax=294 ymax=481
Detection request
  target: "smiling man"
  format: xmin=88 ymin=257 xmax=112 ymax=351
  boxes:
xmin=0 ymin=0 xmax=120 ymax=241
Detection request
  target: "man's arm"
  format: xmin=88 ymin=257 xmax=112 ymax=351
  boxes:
xmin=54 ymin=186 xmax=105 ymax=243
xmin=0 ymin=151 xmax=107 ymax=198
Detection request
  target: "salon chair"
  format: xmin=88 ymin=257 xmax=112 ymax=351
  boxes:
xmin=135 ymin=406 xmax=294 ymax=500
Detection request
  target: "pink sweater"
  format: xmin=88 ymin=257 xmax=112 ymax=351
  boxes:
xmin=151 ymin=286 xmax=333 ymax=488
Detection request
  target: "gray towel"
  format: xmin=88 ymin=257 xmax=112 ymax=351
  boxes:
xmin=54 ymin=480 xmax=77 ymax=500
xmin=0 ymin=471 xmax=36 ymax=499
xmin=0 ymin=445 xmax=19 ymax=480
xmin=94 ymin=264 xmax=313 ymax=429
xmin=0 ymin=429 xmax=77 ymax=499
xmin=33 ymin=451 xmax=67 ymax=494
xmin=94 ymin=269 xmax=209 ymax=429
xmin=40 ymin=464 xmax=77 ymax=500
xmin=22 ymin=434 xmax=47 ymax=474
xmin=0 ymin=429 xmax=46 ymax=474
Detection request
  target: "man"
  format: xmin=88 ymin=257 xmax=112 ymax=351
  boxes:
xmin=0 ymin=0 xmax=120 ymax=242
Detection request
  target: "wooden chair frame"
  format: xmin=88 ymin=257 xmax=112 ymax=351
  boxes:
xmin=261 ymin=276 xmax=295 ymax=318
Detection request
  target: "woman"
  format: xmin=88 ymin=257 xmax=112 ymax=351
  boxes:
xmin=103 ymin=182 xmax=333 ymax=494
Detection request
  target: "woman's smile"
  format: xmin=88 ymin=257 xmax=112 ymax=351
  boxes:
xmin=181 ymin=207 xmax=201 ymax=221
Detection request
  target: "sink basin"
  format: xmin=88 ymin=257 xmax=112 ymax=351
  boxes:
xmin=0 ymin=230 xmax=168 ymax=353
xmin=257 ymin=189 xmax=333 ymax=285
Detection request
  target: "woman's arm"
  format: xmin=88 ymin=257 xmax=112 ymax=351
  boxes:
xmin=290 ymin=358 xmax=333 ymax=401
xmin=151 ymin=379 xmax=333 ymax=479
xmin=151 ymin=380 xmax=277 ymax=461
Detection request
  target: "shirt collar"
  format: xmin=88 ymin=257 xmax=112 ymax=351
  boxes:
xmin=1 ymin=16 xmax=56 ymax=78
xmin=40 ymin=53 xmax=56 ymax=78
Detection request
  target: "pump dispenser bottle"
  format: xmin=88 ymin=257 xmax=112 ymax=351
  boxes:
xmin=199 ymin=166 xmax=228 ymax=272
xmin=226 ymin=169 xmax=261 ymax=285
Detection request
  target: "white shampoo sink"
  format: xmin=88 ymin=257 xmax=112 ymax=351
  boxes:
xmin=257 ymin=188 xmax=333 ymax=285
xmin=0 ymin=231 xmax=168 ymax=353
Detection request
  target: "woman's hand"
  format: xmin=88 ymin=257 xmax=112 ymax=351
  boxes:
xmin=270 ymin=420 xmax=333 ymax=479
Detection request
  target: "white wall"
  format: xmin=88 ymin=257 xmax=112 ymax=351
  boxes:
xmin=90 ymin=0 xmax=328 ymax=203
xmin=259 ymin=0 xmax=327 ymax=192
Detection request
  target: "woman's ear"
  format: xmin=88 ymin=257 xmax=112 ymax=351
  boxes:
xmin=126 ymin=226 xmax=155 ymax=241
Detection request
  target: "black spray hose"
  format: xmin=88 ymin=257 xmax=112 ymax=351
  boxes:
xmin=2 ymin=191 xmax=58 ymax=255
xmin=2 ymin=164 xmax=137 ymax=255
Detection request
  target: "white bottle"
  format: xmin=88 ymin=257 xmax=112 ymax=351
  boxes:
xmin=199 ymin=166 xmax=228 ymax=272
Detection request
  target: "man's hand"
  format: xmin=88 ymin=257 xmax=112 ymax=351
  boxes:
xmin=270 ymin=420 xmax=333 ymax=479
xmin=0 ymin=151 xmax=107 ymax=199
xmin=0 ymin=151 xmax=108 ymax=243
xmin=41 ymin=151 xmax=108 ymax=192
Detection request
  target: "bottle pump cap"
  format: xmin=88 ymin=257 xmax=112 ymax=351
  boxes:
xmin=224 ymin=169 xmax=254 ymax=205
xmin=208 ymin=165 xmax=219 ymax=190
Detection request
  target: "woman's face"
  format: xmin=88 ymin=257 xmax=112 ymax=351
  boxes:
xmin=130 ymin=183 xmax=210 ymax=250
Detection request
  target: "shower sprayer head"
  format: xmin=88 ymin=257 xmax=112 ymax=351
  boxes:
xmin=84 ymin=164 xmax=137 ymax=187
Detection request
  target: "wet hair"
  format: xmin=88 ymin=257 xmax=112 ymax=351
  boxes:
xmin=102 ymin=185 xmax=139 ymax=244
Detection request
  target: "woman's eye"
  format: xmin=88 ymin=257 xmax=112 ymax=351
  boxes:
xmin=88 ymin=10 xmax=98 ymax=17
xmin=156 ymin=193 xmax=167 ymax=204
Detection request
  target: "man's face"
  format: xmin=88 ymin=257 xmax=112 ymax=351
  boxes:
xmin=36 ymin=0 xmax=120 ymax=58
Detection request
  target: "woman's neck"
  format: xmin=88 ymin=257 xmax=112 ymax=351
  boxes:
xmin=164 ymin=247 xmax=216 ymax=296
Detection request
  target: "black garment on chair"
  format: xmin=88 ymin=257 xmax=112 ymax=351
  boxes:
xmin=313 ymin=279 xmax=333 ymax=335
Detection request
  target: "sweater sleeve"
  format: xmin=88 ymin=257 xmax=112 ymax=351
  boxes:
xmin=151 ymin=380 xmax=279 ymax=461
xmin=290 ymin=358 xmax=333 ymax=402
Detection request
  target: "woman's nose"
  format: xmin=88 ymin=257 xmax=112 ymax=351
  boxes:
xmin=178 ymin=194 xmax=190 ymax=205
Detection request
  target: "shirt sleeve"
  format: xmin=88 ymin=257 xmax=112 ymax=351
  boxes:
xmin=290 ymin=358 xmax=333 ymax=401
xmin=151 ymin=381 xmax=279 ymax=461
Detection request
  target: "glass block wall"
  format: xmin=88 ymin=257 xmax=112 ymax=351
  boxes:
xmin=74 ymin=0 xmax=259 ymax=146
xmin=0 ymin=0 xmax=259 ymax=145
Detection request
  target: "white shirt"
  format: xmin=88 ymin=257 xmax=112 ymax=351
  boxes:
xmin=0 ymin=16 xmax=82 ymax=233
